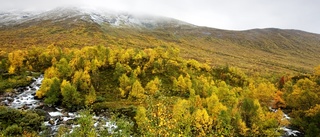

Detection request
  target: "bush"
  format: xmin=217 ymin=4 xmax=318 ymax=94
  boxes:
xmin=0 ymin=106 xmax=44 ymax=136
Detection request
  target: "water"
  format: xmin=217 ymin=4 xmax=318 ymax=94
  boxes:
xmin=1 ymin=75 xmax=117 ymax=135
xmin=10 ymin=75 xmax=43 ymax=109
xmin=269 ymin=107 xmax=301 ymax=137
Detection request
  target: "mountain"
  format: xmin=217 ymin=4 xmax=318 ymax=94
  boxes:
xmin=1 ymin=7 xmax=320 ymax=74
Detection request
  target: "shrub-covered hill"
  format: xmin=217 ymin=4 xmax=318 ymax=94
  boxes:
xmin=1 ymin=45 xmax=319 ymax=136
xmin=1 ymin=7 xmax=320 ymax=74
xmin=0 ymin=7 xmax=320 ymax=136
xmin=0 ymin=45 xmax=289 ymax=136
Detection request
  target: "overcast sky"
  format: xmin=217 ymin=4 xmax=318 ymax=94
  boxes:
xmin=1 ymin=0 xmax=319 ymax=34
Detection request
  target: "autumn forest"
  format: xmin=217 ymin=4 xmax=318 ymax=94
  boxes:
xmin=0 ymin=8 xmax=320 ymax=137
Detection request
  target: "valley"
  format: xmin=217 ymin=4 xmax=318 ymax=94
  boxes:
xmin=0 ymin=7 xmax=319 ymax=136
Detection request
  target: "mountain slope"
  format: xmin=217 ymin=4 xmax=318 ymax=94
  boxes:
xmin=0 ymin=7 xmax=319 ymax=74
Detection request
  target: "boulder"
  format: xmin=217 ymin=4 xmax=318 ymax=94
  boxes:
xmin=6 ymin=97 xmax=14 ymax=102
xmin=0 ymin=101 xmax=9 ymax=106
xmin=49 ymin=119 xmax=55 ymax=125
xmin=33 ymin=95 xmax=40 ymax=100
xmin=21 ymin=104 xmax=29 ymax=110
xmin=59 ymin=116 xmax=64 ymax=122
xmin=63 ymin=112 xmax=69 ymax=117
xmin=16 ymin=87 xmax=27 ymax=93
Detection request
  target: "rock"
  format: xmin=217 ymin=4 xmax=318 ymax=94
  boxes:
xmin=49 ymin=119 xmax=55 ymax=125
xmin=16 ymin=87 xmax=26 ymax=93
xmin=59 ymin=116 xmax=64 ymax=122
xmin=41 ymin=105 xmax=58 ymax=112
xmin=3 ymin=92 xmax=15 ymax=98
xmin=63 ymin=112 xmax=69 ymax=117
xmin=35 ymin=102 xmax=44 ymax=109
xmin=56 ymin=120 xmax=64 ymax=125
xmin=0 ymin=101 xmax=8 ymax=106
xmin=33 ymin=95 xmax=40 ymax=100
xmin=21 ymin=104 xmax=29 ymax=110
xmin=6 ymin=97 xmax=14 ymax=102
xmin=55 ymin=117 xmax=63 ymax=125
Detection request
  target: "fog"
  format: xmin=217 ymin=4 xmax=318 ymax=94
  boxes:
xmin=1 ymin=0 xmax=319 ymax=34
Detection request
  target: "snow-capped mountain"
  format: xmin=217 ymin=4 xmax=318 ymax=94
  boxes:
xmin=0 ymin=7 xmax=192 ymax=29
xmin=1 ymin=7 xmax=320 ymax=74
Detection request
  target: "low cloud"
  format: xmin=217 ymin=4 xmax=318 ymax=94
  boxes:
xmin=0 ymin=0 xmax=319 ymax=34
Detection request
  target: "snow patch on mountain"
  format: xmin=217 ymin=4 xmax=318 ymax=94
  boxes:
xmin=0 ymin=7 xmax=192 ymax=29
xmin=0 ymin=11 xmax=40 ymax=26
xmin=88 ymin=12 xmax=162 ymax=28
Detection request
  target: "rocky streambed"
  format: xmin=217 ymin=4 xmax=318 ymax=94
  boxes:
xmin=0 ymin=75 xmax=117 ymax=136
xmin=269 ymin=107 xmax=302 ymax=137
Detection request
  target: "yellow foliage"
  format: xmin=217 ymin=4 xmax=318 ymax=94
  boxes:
xmin=173 ymin=99 xmax=192 ymax=135
xmin=107 ymin=48 xmax=116 ymax=66
xmin=250 ymin=82 xmax=277 ymax=107
xmin=51 ymin=57 xmax=57 ymax=66
xmin=36 ymin=78 xmax=53 ymax=98
xmin=193 ymin=108 xmax=212 ymax=136
xmin=60 ymin=80 xmax=69 ymax=95
xmin=8 ymin=50 xmax=25 ymax=73
xmin=134 ymin=106 xmax=149 ymax=131
xmin=305 ymin=104 xmax=320 ymax=117
xmin=85 ymin=86 xmax=96 ymax=106
xmin=202 ymin=63 xmax=211 ymax=72
xmin=8 ymin=65 xmax=15 ymax=74
xmin=237 ymin=119 xmax=249 ymax=136
xmin=44 ymin=66 xmax=60 ymax=79
xmin=133 ymin=66 xmax=141 ymax=77
xmin=173 ymin=74 xmax=192 ymax=96
xmin=206 ymin=93 xmax=227 ymax=116
xmin=287 ymin=78 xmax=318 ymax=110
xmin=119 ymin=49 xmax=133 ymax=64
xmin=145 ymin=77 xmax=160 ymax=95
xmin=187 ymin=59 xmax=201 ymax=71
xmin=150 ymin=102 xmax=177 ymax=136
xmin=119 ymin=74 xmax=131 ymax=98
xmin=129 ymin=80 xmax=146 ymax=100
xmin=195 ymin=75 xmax=214 ymax=98
xmin=72 ymin=70 xmax=91 ymax=92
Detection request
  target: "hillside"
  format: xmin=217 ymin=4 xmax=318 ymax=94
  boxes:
xmin=1 ymin=7 xmax=320 ymax=74
xmin=1 ymin=7 xmax=320 ymax=136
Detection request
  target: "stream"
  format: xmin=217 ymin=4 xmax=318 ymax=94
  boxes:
xmin=269 ymin=107 xmax=302 ymax=137
xmin=1 ymin=75 xmax=302 ymax=136
xmin=1 ymin=75 xmax=117 ymax=136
